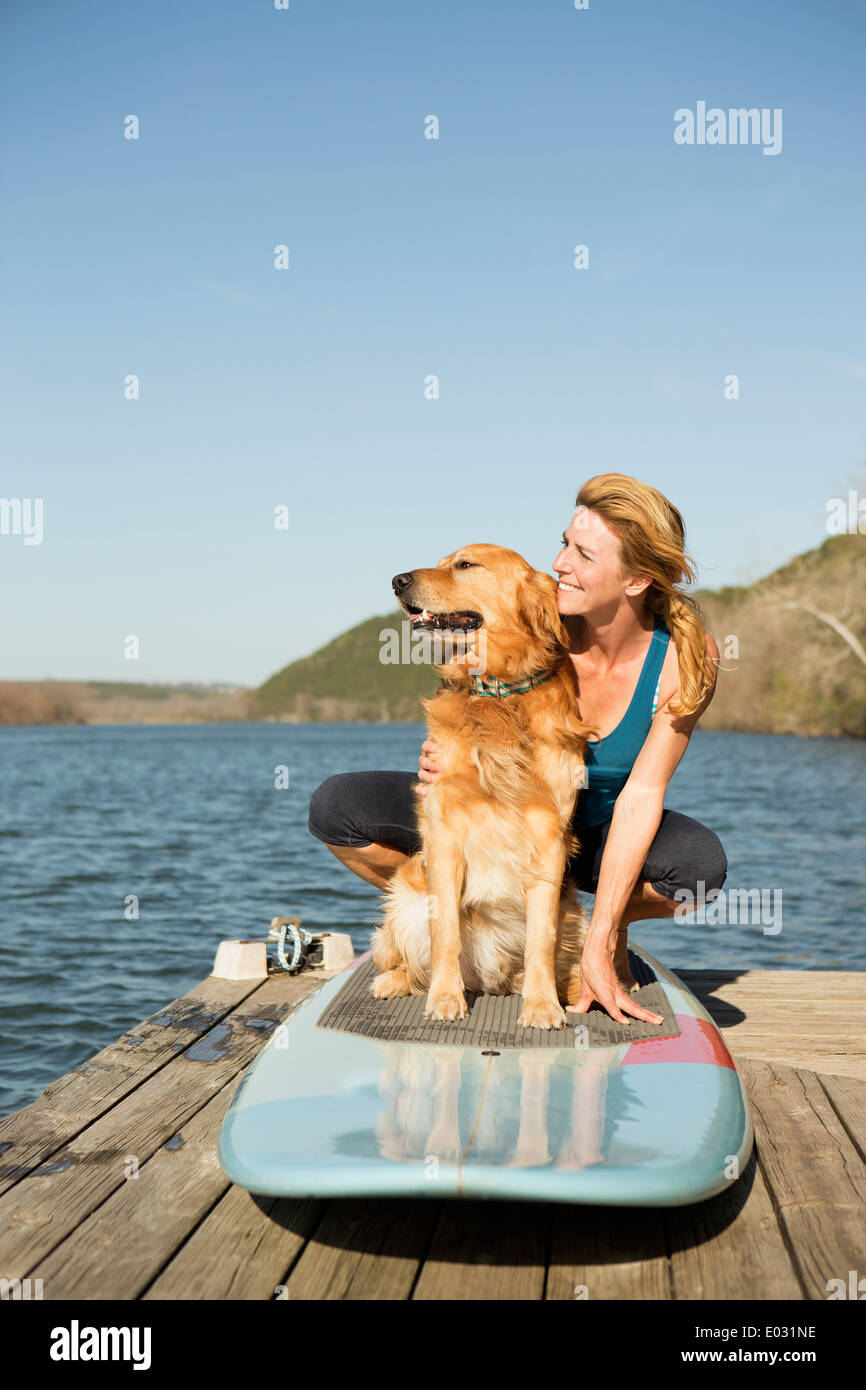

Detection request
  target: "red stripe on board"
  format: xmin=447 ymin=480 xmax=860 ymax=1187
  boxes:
xmin=621 ymin=1014 xmax=736 ymax=1070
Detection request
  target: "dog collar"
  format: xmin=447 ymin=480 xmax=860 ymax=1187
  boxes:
xmin=468 ymin=667 xmax=558 ymax=698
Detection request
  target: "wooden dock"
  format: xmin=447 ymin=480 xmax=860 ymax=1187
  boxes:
xmin=1 ymin=958 xmax=864 ymax=1301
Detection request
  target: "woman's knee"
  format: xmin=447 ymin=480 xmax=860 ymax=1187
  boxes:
xmin=308 ymin=769 xmax=422 ymax=853
xmin=646 ymin=816 xmax=727 ymax=900
xmin=688 ymin=829 xmax=728 ymax=895
xmin=308 ymin=773 xmax=367 ymax=847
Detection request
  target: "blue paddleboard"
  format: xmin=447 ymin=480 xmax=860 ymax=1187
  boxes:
xmin=218 ymin=941 xmax=753 ymax=1207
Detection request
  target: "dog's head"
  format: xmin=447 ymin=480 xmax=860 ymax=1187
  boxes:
xmin=392 ymin=543 xmax=569 ymax=682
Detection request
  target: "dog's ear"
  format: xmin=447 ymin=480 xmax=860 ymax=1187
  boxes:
xmin=517 ymin=571 xmax=568 ymax=650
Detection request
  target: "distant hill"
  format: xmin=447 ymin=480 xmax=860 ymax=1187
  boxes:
xmin=253 ymin=533 xmax=866 ymax=737
xmin=0 ymin=681 xmax=253 ymax=726
xmin=693 ymin=532 xmax=865 ymax=738
xmin=254 ymin=612 xmax=440 ymax=722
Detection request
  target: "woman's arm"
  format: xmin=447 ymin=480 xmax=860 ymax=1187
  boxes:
xmin=573 ymin=634 xmax=720 ymax=1022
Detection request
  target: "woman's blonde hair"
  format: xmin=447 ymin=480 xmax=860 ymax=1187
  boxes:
xmin=575 ymin=472 xmax=716 ymax=719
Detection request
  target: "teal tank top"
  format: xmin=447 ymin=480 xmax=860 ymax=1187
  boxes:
xmin=578 ymin=614 xmax=671 ymax=829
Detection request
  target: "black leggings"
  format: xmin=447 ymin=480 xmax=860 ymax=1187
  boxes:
xmin=308 ymin=770 xmax=727 ymax=901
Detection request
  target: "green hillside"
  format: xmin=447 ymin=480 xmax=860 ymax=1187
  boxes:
xmin=254 ymin=612 xmax=441 ymax=721
xmin=694 ymin=532 xmax=865 ymax=738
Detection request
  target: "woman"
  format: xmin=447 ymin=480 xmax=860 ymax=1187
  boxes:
xmin=307 ymin=472 xmax=726 ymax=1026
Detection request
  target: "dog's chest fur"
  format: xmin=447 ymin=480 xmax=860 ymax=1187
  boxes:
xmin=421 ymin=680 xmax=585 ymax=828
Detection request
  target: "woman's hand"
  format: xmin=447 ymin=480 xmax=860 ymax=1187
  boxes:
xmin=416 ymin=738 xmax=441 ymax=796
xmin=566 ymin=933 xmax=664 ymax=1026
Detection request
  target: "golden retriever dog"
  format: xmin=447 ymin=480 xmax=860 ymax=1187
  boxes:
xmin=370 ymin=543 xmax=596 ymax=1029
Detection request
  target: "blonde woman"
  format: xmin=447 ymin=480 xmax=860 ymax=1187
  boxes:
xmin=308 ymin=473 xmax=726 ymax=1026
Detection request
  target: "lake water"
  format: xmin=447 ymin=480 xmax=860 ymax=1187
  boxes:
xmin=1 ymin=723 xmax=863 ymax=1116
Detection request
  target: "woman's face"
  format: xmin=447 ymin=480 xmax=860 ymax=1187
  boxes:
xmin=552 ymin=506 xmax=629 ymax=616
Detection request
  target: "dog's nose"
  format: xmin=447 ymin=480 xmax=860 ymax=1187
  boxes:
xmin=392 ymin=572 xmax=415 ymax=595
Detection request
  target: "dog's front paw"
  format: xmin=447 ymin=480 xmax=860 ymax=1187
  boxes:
xmin=424 ymin=989 xmax=468 ymax=1022
xmin=371 ymin=966 xmax=411 ymax=999
xmin=519 ymin=998 xmax=567 ymax=1030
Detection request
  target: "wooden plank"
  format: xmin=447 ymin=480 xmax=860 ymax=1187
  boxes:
xmin=731 ymin=1052 xmax=863 ymax=1083
xmin=700 ymin=1003 xmax=866 ymax=1027
xmin=0 ymin=973 xmax=331 ymax=1279
xmin=676 ymin=969 xmax=866 ymax=1000
xmin=143 ymin=1186 xmax=324 ymax=1300
xmin=0 ymin=975 xmax=264 ymax=1197
xmin=741 ymin=1060 xmax=866 ymax=1299
xmin=739 ymin=1056 xmax=861 ymax=1089
xmin=703 ymin=1014 xmax=866 ymax=1039
xmin=281 ymin=1199 xmax=443 ymax=1300
xmin=816 ymin=1072 xmax=866 ymax=1156
xmin=546 ymin=1205 xmax=670 ymax=1300
xmin=34 ymin=1076 xmax=239 ymax=1299
xmin=666 ymin=1146 xmax=803 ymax=1299
xmin=411 ymin=1199 xmax=549 ymax=1300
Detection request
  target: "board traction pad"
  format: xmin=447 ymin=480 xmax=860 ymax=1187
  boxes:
xmin=316 ymin=949 xmax=680 ymax=1049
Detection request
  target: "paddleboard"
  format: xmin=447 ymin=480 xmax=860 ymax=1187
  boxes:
xmin=218 ymin=941 xmax=753 ymax=1206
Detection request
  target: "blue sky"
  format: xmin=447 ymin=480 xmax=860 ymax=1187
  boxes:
xmin=1 ymin=0 xmax=864 ymax=684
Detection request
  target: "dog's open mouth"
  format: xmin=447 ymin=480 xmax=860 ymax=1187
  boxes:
xmin=405 ymin=604 xmax=484 ymax=633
